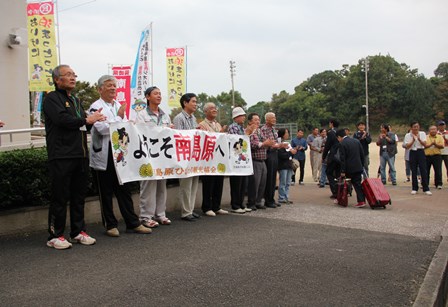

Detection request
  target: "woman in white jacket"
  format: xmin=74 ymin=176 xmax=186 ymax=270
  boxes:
xmin=89 ymin=75 xmax=151 ymax=237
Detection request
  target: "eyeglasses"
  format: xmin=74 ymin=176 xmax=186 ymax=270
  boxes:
xmin=60 ymin=72 xmax=78 ymax=78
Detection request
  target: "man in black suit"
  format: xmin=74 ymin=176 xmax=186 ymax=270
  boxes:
xmin=336 ymin=129 xmax=366 ymax=208
xmin=322 ymin=119 xmax=340 ymax=199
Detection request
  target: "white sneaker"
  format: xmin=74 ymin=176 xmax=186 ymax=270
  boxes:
xmin=215 ymin=209 xmax=229 ymax=215
xmin=425 ymin=191 xmax=433 ymax=196
xmin=411 ymin=190 xmax=417 ymax=195
xmin=231 ymin=208 xmax=245 ymax=214
xmin=70 ymin=231 xmax=96 ymax=245
xmin=205 ymin=210 xmax=216 ymax=217
xmin=437 ymin=186 xmax=442 ymax=190
xmin=244 ymin=207 xmax=252 ymax=212
xmin=47 ymin=236 xmax=72 ymax=250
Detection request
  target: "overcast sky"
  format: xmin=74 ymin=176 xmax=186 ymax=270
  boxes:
xmin=57 ymin=0 xmax=448 ymax=109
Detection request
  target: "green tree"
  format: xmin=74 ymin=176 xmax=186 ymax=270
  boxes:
xmin=74 ymin=81 xmax=100 ymax=110
xmin=401 ymin=76 xmax=435 ymax=128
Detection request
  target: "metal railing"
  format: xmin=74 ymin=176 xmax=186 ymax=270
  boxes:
xmin=0 ymin=127 xmax=46 ymax=150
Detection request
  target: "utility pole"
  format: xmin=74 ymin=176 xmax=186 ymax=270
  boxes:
xmin=229 ymin=60 xmax=236 ymax=108
xmin=362 ymin=57 xmax=370 ymax=133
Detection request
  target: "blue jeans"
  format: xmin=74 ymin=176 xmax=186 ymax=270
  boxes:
xmin=278 ymin=169 xmax=292 ymax=201
xmin=380 ymin=152 xmax=396 ymax=184
xmin=319 ymin=163 xmax=327 ymax=186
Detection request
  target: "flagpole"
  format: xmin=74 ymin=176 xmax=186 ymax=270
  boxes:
xmin=54 ymin=0 xmax=61 ymax=64
xmin=150 ymin=22 xmax=153 ymax=86
xmin=185 ymin=45 xmax=188 ymax=92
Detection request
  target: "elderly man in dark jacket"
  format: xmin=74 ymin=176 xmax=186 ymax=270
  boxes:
xmin=336 ymin=129 xmax=366 ymax=208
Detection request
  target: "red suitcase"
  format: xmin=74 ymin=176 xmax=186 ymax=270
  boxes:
xmin=362 ymin=177 xmax=392 ymax=209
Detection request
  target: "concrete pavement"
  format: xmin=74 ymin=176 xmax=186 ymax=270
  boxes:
xmin=1 ymin=179 xmax=447 ymax=306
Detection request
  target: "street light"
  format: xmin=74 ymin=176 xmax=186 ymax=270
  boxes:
xmin=361 ymin=57 xmax=369 ymax=133
xmin=229 ymin=60 xmax=236 ymax=108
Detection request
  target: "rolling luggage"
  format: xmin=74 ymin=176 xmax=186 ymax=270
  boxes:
xmin=336 ymin=177 xmax=350 ymax=207
xmin=362 ymin=175 xmax=392 ymax=209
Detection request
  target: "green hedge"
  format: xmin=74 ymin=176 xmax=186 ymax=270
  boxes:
xmin=0 ymin=147 xmax=100 ymax=211
xmin=0 ymin=147 xmax=51 ymax=211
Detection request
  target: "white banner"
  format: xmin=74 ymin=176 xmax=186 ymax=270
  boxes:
xmin=110 ymin=122 xmax=253 ymax=183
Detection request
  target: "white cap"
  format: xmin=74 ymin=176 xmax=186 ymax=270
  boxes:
xmin=232 ymin=107 xmax=246 ymax=119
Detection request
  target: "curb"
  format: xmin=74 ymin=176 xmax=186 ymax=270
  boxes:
xmin=413 ymin=220 xmax=448 ymax=307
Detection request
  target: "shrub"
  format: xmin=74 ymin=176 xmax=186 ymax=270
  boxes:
xmin=0 ymin=147 xmax=52 ymax=211
xmin=0 ymin=147 xmax=142 ymax=212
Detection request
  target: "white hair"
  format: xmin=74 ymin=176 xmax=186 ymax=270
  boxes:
xmin=97 ymin=75 xmax=117 ymax=88
xmin=203 ymin=102 xmax=216 ymax=112
xmin=265 ymin=112 xmax=275 ymax=120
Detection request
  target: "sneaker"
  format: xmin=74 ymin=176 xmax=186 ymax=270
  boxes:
xmin=215 ymin=209 xmax=229 ymax=215
xmin=355 ymin=202 xmax=366 ymax=208
xmin=70 ymin=231 xmax=96 ymax=246
xmin=247 ymin=206 xmax=257 ymax=211
xmin=205 ymin=210 xmax=216 ymax=217
xmin=425 ymin=191 xmax=433 ymax=196
xmin=392 ymin=182 xmax=397 ymax=186
xmin=47 ymin=236 xmax=72 ymax=250
xmin=299 ymin=181 xmax=305 ymax=185
xmin=411 ymin=190 xmax=417 ymax=195
xmin=130 ymin=225 xmax=152 ymax=234
xmin=141 ymin=219 xmax=159 ymax=228
xmin=244 ymin=207 xmax=252 ymax=212
xmin=231 ymin=208 xmax=245 ymax=214
xmin=287 ymin=200 xmax=293 ymax=204
xmin=278 ymin=199 xmax=288 ymax=204
xmin=437 ymin=186 xmax=442 ymax=190
xmin=106 ymin=228 xmax=120 ymax=237
xmin=256 ymin=205 xmax=267 ymax=210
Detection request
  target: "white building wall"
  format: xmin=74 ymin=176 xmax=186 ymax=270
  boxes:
xmin=0 ymin=0 xmax=31 ymax=145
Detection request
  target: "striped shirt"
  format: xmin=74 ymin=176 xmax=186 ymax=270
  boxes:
xmin=173 ymin=110 xmax=197 ymax=130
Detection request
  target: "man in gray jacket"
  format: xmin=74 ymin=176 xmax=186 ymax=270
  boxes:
xmin=89 ymin=75 xmax=150 ymax=237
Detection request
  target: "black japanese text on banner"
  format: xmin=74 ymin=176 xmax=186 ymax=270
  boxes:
xmin=109 ymin=122 xmax=253 ymax=184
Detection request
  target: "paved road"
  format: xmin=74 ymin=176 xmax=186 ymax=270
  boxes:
xmin=0 ymin=211 xmax=438 ymax=306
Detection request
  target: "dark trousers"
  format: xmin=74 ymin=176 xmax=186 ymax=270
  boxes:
xmin=426 ymin=154 xmax=443 ymax=187
xmin=201 ymin=175 xmax=224 ymax=212
xmin=292 ymin=159 xmax=305 ymax=182
xmin=347 ymin=172 xmax=365 ymax=203
xmin=326 ymin=162 xmax=341 ymax=196
xmin=264 ymin=151 xmax=278 ymax=205
xmin=48 ymin=158 xmax=88 ymax=240
xmin=229 ymin=176 xmax=248 ymax=209
xmin=410 ymin=150 xmax=429 ymax=192
xmin=94 ymin=149 xmax=139 ymax=230
xmin=443 ymin=155 xmax=448 ymax=179
xmin=248 ymin=160 xmax=267 ymax=207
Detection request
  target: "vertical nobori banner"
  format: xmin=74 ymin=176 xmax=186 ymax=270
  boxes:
xmin=27 ymin=1 xmax=58 ymax=92
xmin=166 ymin=47 xmax=186 ymax=109
xmin=130 ymin=24 xmax=152 ymax=121
xmin=112 ymin=65 xmax=131 ymax=116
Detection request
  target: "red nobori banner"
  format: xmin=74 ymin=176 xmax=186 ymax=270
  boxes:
xmin=112 ymin=65 xmax=132 ymax=117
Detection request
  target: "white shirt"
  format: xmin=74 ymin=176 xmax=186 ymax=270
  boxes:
xmin=404 ymin=131 xmax=426 ymax=151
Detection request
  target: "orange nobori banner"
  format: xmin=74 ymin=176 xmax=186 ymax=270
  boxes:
xmin=27 ymin=1 xmax=58 ymax=92
xmin=166 ymin=47 xmax=186 ymax=109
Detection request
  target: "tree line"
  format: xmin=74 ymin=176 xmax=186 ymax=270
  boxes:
xmin=69 ymin=55 xmax=448 ymax=134
xmin=248 ymin=55 xmax=448 ymax=133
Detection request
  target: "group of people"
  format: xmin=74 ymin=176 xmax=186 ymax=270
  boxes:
xmin=42 ymin=64 xmax=448 ymax=250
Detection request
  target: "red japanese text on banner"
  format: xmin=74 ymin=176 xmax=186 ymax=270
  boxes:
xmin=166 ymin=47 xmax=186 ymax=109
xmin=112 ymin=66 xmax=131 ymax=117
xmin=27 ymin=1 xmax=58 ymax=92
xmin=109 ymin=122 xmax=253 ymax=184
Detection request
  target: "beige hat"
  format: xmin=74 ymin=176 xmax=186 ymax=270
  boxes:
xmin=232 ymin=107 xmax=246 ymax=119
